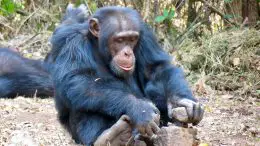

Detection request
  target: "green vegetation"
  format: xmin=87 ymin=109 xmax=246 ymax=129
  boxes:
xmin=0 ymin=0 xmax=21 ymax=16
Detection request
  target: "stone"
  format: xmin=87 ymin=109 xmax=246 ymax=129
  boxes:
xmin=153 ymin=125 xmax=199 ymax=146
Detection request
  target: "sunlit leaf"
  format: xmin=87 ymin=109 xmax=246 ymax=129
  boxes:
xmin=199 ymin=143 xmax=209 ymax=146
xmin=75 ymin=0 xmax=82 ymax=6
xmin=168 ymin=8 xmax=175 ymax=19
xmin=24 ymin=53 xmax=33 ymax=58
xmin=163 ymin=9 xmax=169 ymax=17
xmin=0 ymin=0 xmax=22 ymax=16
xmin=37 ymin=23 xmax=42 ymax=32
xmin=233 ymin=58 xmax=240 ymax=66
xmin=89 ymin=2 xmax=97 ymax=12
xmin=155 ymin=15 xmax=166 ymax=23
xmin=204 ymin=105 xmax=212 ymax=112
xmin=1 ymin=0 xmax=15 ymax=14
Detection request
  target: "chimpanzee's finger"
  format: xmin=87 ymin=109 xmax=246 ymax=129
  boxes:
xmin=192 ymin=103 xmax=200 ymax=124
xmin=137 ymin=125 xmax=146 ymax=136
xmin=177 ymin=99 xmax=195 ymax=120
xmin=150 ymin=121 xmax=160 ymax=134
xmin=145 ymin=124 xmax=154 ymax=137
xmin=153 ymin=113 xmax=160 ymax=126
xmin=120 ymin=115 xmax=131 ymax=123
xmin=171 ymin=107 xmax=189 ymax=122
xmin=193 ymin=104 xmax=204 ymax=126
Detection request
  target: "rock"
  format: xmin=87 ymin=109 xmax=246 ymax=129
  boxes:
xmin=171 ymin=107 xmax=189 ymax=122
xmin=129 ymin=107 xmax=197 ymax=146
xmin=153 ymin=125 xmax=199 ymax=146
xmin=9 ymin=130 xmax=36 ymax=146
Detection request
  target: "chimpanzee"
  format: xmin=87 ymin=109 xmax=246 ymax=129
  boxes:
xmin=0 ymin=48 xmax=53 ymax=98
xmin=61 ymin=3 xmax=89 ymax=25
xmin=50 ymin=5 xmax=204 ymax=145
xmin=0 ymin=4 xmax=90 ymax=99
xmin=42 ymin=4 xmax=89 ymax=67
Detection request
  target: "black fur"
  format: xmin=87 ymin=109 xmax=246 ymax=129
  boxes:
xmin=0 ymin=4 xmax=91 ymax=98
xmin=50 ymin=6 xmax=196 ymax=145
xmin=0 ymin=48 xmax=53 ymax=98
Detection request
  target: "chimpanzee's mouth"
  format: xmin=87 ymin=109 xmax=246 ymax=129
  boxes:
xmin=119 ymin=65 xmax=133 ymax=71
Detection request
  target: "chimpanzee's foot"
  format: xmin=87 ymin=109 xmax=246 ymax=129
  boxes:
xmin=94 ymin=115 xmax=132 ymax=146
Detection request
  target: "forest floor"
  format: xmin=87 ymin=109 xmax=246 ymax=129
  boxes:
xmin=0 ymin=92 xmax=259 ymax=146
xmin=0 ymin=31 xmax=259 ymax=146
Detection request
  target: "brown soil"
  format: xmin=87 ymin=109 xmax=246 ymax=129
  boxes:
xmin=197 ymin=94 xmax=260 ymax=145
xmin=0 ymin=93 xmax=259 ymax=146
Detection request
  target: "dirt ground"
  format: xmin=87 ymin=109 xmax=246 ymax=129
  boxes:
xmin=0 ymin=92 xmax=259 ymax=146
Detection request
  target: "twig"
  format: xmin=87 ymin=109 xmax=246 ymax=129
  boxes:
xmin=33 ymin=90 xmax=38 ymax=100
xmin=84 ymin=0 xmax=92 ymax=15
xmin=153 ymin=0 xmax=159 ymax=32
xmin=123 ymin=0 xmax=127 ymax=7
xmin=175 ymin=21 xmax=204 ymax=46
xmin=0 ymin=22 xmax=13 ymax=31
xmin=176 ymin=0 xmax=186 ymax=10
xmin=17 ymin=33 xmax=40 ymax=48
xmin=131 ymin=0 xmax=137 ymax=10
xmin=16 ymin=10 xmax=29 ymax=16
xmin=15 ymin=10 xmax=37 ymax=35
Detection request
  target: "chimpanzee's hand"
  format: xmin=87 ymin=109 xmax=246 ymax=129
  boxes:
xmin=168 ymin=98 xmax=204 ymax=125
xmin=128 ymin=101 xmax=160 ymax=137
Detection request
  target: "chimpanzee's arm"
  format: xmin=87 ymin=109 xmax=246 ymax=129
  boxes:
xmin=154 ymin=64 xmax=195 ymax=101
xmin=138 ymin=23 xmax=203 ymax=125
xmin=50 ymin=23 xmax=159 ymax=131
xmin=150 ymin=63 xmax=204 ymax=125
xmin=56 ymin=69 xmax=159 ymax=125
xmin=138 ymin=24 xmax=195 ymax=101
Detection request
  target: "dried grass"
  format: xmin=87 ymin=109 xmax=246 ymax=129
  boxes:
xmin=175 ymin=29 xmax=260 ymax=96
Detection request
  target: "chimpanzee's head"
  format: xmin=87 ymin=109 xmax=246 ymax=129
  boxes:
xmin=89 ymin=7 xmax=141 ymax=77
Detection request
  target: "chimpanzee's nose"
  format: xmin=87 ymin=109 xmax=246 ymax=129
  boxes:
xmin=123 ymin=49 xmax=133 ymax=57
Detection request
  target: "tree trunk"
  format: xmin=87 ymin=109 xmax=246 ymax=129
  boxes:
xmin=242 ymin=0 xmax=259 ymax=27
xmin=224 ymin=0 xmax=243 ymax=26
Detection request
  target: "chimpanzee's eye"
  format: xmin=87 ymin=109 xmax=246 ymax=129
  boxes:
xmin=117 ymin=38 xmax=123 ymax=43
xmin=130 ymin=37 xmax=135 ymax=42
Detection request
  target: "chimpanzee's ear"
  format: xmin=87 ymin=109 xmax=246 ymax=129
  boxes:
xmin=89 ymin=18 xmax=100 ymax=38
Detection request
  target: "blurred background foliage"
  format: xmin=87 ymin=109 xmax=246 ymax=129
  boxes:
xmin=0 ymin=0 xmax=259 ymax=97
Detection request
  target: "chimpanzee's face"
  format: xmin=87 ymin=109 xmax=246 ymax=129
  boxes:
xmin=89 ymin=15 xmax=140 ymax=77
xmin=107 ymin=29 xmax=139 ymax=77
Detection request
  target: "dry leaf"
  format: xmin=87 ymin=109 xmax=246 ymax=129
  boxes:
xmin=233 ymin=58 xmax=240 ymax=66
